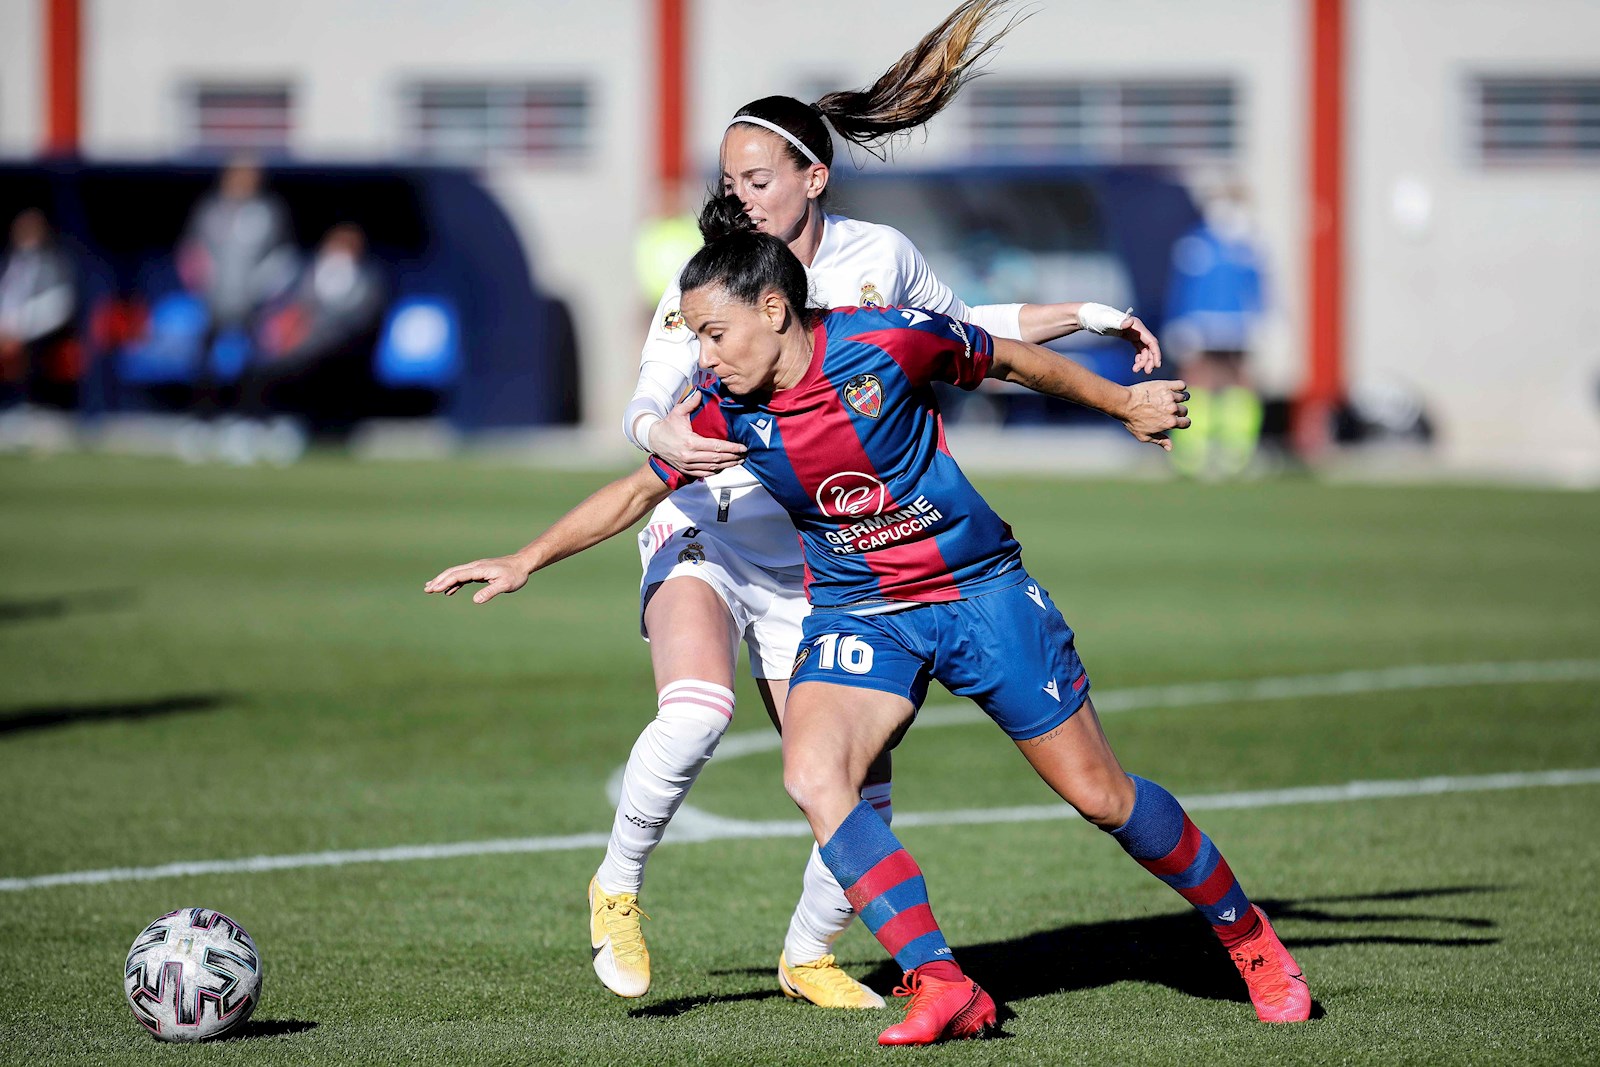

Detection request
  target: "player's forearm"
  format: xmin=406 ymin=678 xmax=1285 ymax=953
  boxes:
xmin=624 ymin=361 xmax=692 ymax=452
xmin=990 ymin=337 xmax=1131 ymax=421
xmin=1016 ymin=302 xmax=1088 ymax=345
xmin=512 ymin=466 xmax=671 ymax=574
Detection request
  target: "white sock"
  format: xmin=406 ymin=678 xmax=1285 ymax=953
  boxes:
xmin=783 ymin=780 xmax=894 ymax=965
xmin=594 ymin=680 xmax=733 ymax=895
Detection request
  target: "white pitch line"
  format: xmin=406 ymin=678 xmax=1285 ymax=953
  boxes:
xmin=711 ymin=657 xmax=1600 ymax=760
xmin=9 ymin=659 xmax=1599 ymax=894
xmin=4 ymin=767 xmax=1598 ymax=893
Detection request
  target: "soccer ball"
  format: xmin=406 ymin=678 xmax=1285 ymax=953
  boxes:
xmin=123 ymin=908 xmax=262 ymax=1042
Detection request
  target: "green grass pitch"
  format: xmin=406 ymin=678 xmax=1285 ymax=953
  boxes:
xmin=1 ymin=453 xmax=1597 ymax=1065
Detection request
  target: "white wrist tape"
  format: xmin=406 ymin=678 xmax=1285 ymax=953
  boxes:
xmin=1079 ymin=303 xmax=1132 ymax=336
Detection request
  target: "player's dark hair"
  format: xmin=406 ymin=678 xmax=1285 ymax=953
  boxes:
xmin=729 ymin=0 xmax=1025 ymax=168
xmin=679 ymin=194 xmax=816 ymax=320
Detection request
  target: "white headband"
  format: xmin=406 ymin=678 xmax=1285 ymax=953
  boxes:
xmin=726 ymin=115 xmax=824 ymax=167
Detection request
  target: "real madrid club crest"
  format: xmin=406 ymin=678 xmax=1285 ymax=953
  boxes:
xmin=844 ymin=373 xmax=884 ymax=419
xmin=790 ymin=643 xmax=813 ymax=678
xmin=659 ymin=306 xmax=689 ymax=342
xmin=678 ymin=541 xmax=706 ymax=565
xmin=859 ymin=282 xmax=885 ymax=308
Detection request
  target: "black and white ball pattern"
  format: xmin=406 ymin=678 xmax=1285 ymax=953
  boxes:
xmin=123 ymin=908 xmax=262 ymax=1041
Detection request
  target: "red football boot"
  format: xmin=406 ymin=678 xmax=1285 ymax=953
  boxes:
xmin=877 ymin=967 xmax=998 ymax=1046
xmin=1229 ymin=906 xmax=1312 ymax=1023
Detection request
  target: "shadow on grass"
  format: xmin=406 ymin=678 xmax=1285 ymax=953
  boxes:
xmin=0 ymin=589 xmax=140 ymax=626
xmin=850 ymin=885 xmax=1503 ymax=1020
xmin=644 ymin=886 xmax=1498 ymax=1026
xmin=0 ymin=693 xmax=233 ymax=736
xmin=628 ymin=988 xmax=787 ymax=1019
xmin=224 ymin=1019 xmax=319 ymax=1041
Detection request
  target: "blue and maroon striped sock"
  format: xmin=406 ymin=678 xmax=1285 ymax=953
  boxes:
xmin=819 ymin=801 xmax=959 ymax=975
xmin=1110 ymin=775 xmax=1261 ymax=948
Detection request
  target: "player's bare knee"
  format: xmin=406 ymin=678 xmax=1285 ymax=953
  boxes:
xmin=783 ymin=760 xmax=848 ymax=817
xmin=1074 ymin=776 xmax=1136 ymax=829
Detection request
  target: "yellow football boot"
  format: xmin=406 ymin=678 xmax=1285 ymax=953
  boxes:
xmin=588 ymin=877 xmax=650 ymax=998
xmin=778 ymin=952 xmax=887 ymax=1009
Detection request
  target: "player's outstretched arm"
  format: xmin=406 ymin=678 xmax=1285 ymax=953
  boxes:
xmin=1015 ymin=303 xmax=1163 ymax=374
xmin=988 ymin=336 xmax=1191 ymax=451
xmin=424 ymin=464 xmax=673 ymax=604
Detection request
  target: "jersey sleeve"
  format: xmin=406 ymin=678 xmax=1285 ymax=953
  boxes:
xmin=887 ymin=225 xmax=1025 ymax=340
xmin=869 ymin=308 xmax=995 ymax=391
xmin=644 ymin=387 xmax=731 ymax=490
xmin=889 ymin=226 xmax=968 ymax=319
xmin=624 ymin=266 xmax=699 ymax=449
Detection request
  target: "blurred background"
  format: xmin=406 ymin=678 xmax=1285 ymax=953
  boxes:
xmin=0 ymin=0 xmax=1597 ymax=482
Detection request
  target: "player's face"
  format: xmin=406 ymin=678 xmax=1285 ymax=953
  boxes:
xmin=720 ymin=127 xmax=827 ymax=246
xmin=682 ymin=283 xmax=786 ymax=396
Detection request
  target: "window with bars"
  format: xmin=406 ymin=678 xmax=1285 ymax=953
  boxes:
xmin=1473 ymin=76 xmax=1600 ymax=164
xmin=967 ymin=80 xmax=1237 ymax=163
xmin=186 ymin=84 xmax=293 ymax=154
xmin=405 ymin=82 xmax=591 ymax=163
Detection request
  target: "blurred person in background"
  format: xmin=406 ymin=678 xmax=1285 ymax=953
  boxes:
xmin=177 ymin=154 xmax=296 ymax=445
xmin=0 ymin=209 xmax=77 ymax=433
xmin=1163 ymin=180 xmax=1267 ymax=479
xmin=218 ymin=222 xmax=386 ymax=465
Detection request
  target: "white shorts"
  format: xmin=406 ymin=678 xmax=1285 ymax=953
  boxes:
xmin=637 ymin=523 xmax=809 ymax=680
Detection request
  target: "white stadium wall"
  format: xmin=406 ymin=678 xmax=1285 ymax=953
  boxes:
xmin=1351 ymin=0 xmax=1600 ymax=481
xmin=4 ymin=0 xmax=1597 ymax=478
xmin=0 ymin=1 xmax=43 ymax=155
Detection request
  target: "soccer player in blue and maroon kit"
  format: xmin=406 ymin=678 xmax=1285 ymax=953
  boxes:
xmin=662 ymin=206 xmax=1310 ymax=1045
xmin=427 ymin=203 xmax=1312 ymax=1046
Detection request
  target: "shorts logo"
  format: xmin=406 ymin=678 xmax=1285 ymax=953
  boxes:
xmin=859 ymin=282 xmax=885 ymax=308
xmin=816 ymin=471 xmax=888 ymax=518
xmin=678 ymin=542 xmax=706 ymax=564
xmin=660 ymin=307 xmax=690 ymax=341
xmin=790 ymin=643 xmax=813 ymax=678
xmin=843 ymin=374 xmax=884 ymax=419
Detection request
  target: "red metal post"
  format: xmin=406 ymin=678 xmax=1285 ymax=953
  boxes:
xmin=1299 ymin=0 xmax=1345 ymax=454
xmin=656 ymin=0 xmax=687 ymax=214
xmin=44 ymin=0 xmax=82 ymax=155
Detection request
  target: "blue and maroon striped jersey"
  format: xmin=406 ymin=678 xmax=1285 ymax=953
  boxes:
xmin=649 ymin=306 xmax=1024 ymax=611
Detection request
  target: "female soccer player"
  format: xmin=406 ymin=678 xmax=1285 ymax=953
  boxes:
xmin=597 ymin=0 xmax=1159 ymax=1007
xmin=427 ymin=201 xmax=1311 ymax=1046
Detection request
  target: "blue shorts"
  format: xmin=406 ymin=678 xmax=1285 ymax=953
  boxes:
xmin=789 ymin=573 xmax=1091 ymax=741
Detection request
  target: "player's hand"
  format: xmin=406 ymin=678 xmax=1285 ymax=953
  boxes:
xmin=649 ymin=391 xmax=746 ymax=477
xmin=1117 ymin=314 xmax=1163 ymax=374
xmin=423 ymin=556 xmax=531 ymax=604
xmin=1119 ymin=379 xmax=1191 ymax=452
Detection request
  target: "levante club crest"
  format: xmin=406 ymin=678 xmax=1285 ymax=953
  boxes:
xmin=844 ymin=374 xmax=884 ymax=418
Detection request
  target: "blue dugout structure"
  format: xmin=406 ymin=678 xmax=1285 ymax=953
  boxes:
xmin=0 ymin=160 xmax=578 ymax=429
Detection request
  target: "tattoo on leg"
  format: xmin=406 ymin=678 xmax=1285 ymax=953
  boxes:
xmin=1027 ymin=724 xmax=1066 ymax=747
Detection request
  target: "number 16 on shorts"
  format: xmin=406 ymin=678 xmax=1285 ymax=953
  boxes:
xmin=812 ymin=633 xmax=875 ymax=674
xmin=791 ymin=616 xmax=930 ymax=706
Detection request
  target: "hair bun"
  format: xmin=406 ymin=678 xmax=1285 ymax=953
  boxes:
xmin=697 ymin=193 xmax=756 ymax=243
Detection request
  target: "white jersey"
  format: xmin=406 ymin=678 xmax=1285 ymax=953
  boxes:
xmin=630 ymin=214 xmax=1024 ymax=571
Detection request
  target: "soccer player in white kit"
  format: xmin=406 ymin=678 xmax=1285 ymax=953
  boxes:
xmin=597 ymin=2 xmax=1163 ymax=1008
